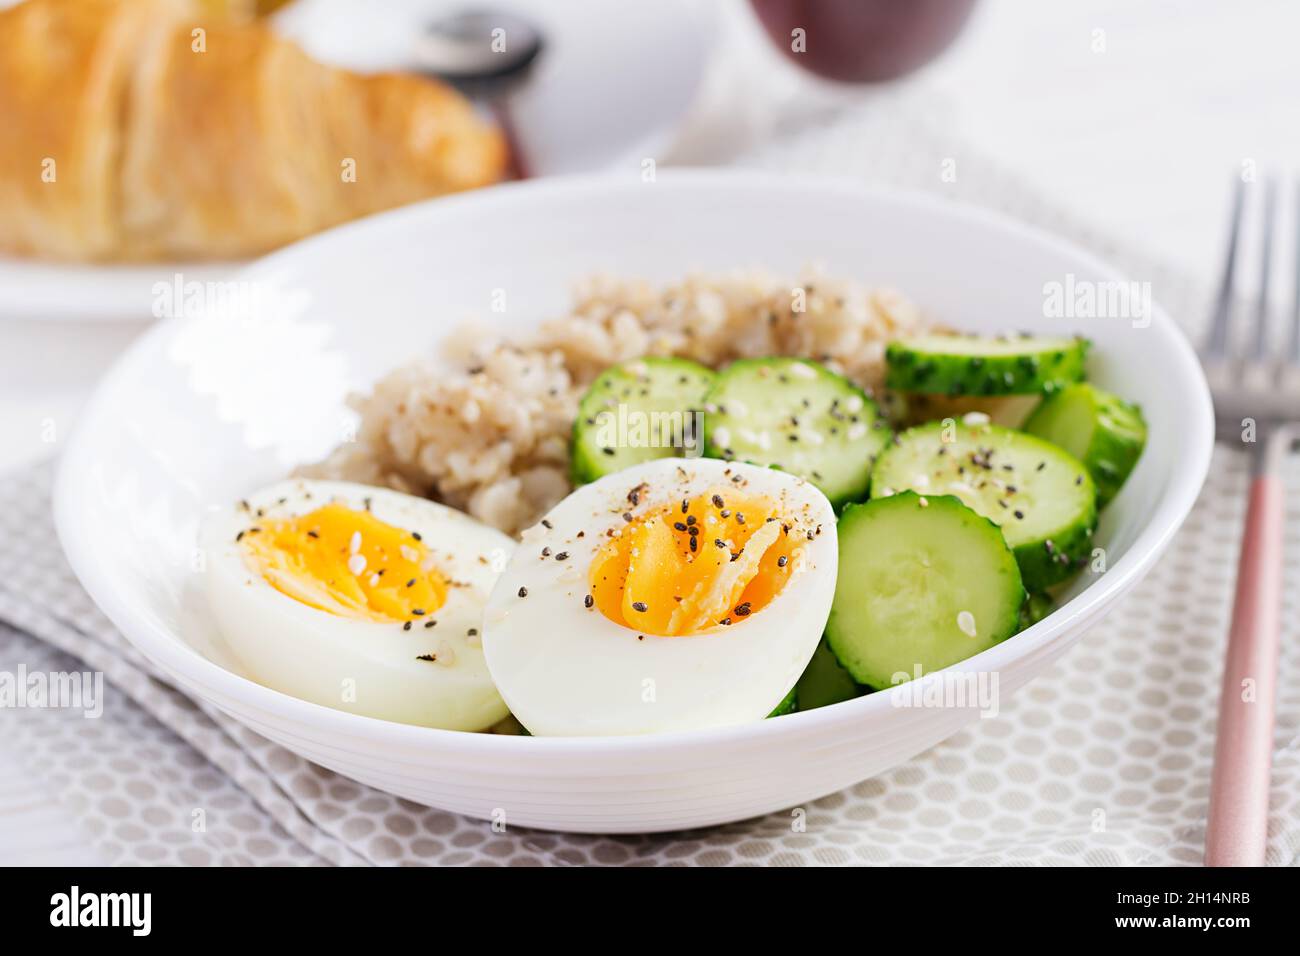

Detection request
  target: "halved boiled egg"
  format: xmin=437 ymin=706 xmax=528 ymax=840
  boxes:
xmin=482 ymin=458 xmax=837 ymax=736
xmin=199 ymin=479 xmax=513 ymax=730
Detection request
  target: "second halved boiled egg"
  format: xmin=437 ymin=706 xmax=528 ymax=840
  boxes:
xmin=482 ymin=458 xmax=837 ymax=736
xmin=200 ymin=479 xmax=514 ymax=730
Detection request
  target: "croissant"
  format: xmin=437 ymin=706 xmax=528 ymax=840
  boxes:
xmin=0 ymin=0 xmax=506 ymax=261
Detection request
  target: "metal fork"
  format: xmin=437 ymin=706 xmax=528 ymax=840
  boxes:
xmin=1202 ymin=175 xmax=1300 ymax=866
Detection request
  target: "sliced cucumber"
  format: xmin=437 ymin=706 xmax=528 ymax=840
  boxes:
xmin=795 ymin=638 xmax=862 ymax=711
xmin=702 ymin=357 xmax=889 ymax=508
xmin=767 ymin=687 xmax=798 ymax=718
xmin=1018 ymin=592 xmax=1054 ymax=631
xmin=870 ymin=420 xmax=1097 ymax=590
xmin=826 ymin=492 xmax=1024 ymax=689
xmin=886 ymin=333 xmax=1090 ymax=396
xmin=1023 ymin=383 xmax=1146 ymax=507
xmin=570 ymin=357 xmax=715 ymax=484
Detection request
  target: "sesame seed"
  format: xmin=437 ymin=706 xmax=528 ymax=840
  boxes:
xmin=956 ymin=611 xmax=977 ymax=637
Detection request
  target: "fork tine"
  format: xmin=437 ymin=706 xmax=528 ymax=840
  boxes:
xmin=1206 ymin=177 xmax=1246 ymax=358
xmin=1251 ymin=176 xmax=1277 ymax=362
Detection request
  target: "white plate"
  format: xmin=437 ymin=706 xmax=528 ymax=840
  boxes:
xmin=277 ymin=0 xmax=713 ymax=176
xmin=54 ymin=172 xmax=1213 ymax=833
xmin=2 ymin=0 xmax=710 ymax=323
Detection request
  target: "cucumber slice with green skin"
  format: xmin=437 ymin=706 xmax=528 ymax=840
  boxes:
xmin=826 ymin=492 xmax=1024 ymax=689
xmin=870 ymin=420 xmax=1097 ymax=590
xmin=795 ymin=638 xmax=863 ymax=711
xmin=1023 ymin=383 xmax=1146 ymax=508
xmin=886 ymin=333 xmax=1090 ymax=396
xmin=570 ymin=357 xmax=715 ymax=484
xmin=702 ymin=357 xmax=890 ymax=508
xmin=1018 ymin=592 xmax=1054 ymax=631
xmin=767 ymin=687 xmax=798 ymax=718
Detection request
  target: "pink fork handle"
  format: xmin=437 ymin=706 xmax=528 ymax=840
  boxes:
xmin=1205 ymin=474 xmax=1284 ymax=866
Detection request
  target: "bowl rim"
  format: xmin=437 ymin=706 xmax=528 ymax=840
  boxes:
xmin=53 ymin=169 xmax=1214 ymax=759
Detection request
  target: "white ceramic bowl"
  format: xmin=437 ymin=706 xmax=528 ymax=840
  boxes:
xmin=54 ymin=172 xmax=1213 ymax=833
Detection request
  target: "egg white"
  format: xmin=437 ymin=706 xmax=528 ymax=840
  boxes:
xmin=482 ymin=458 xmax=837 ymax=736
xmin=200 ymin=479 xmax=513 ymax=731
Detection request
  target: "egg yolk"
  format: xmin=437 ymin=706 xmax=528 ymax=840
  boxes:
xmin=239 ymin=503 xmax=447 ymax=624
xmin=588 ymin=489 xmax=803 ymax=636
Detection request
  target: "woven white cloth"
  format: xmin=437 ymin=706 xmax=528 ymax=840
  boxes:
xmin=2 ymin=97 xmax=1298 ymax=866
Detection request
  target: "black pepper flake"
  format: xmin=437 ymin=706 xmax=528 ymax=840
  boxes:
xmin=467 ymin=628 xmax=478 ymax=637
xmin=1014 ymin=510 xmax=1025 ymax=520
xmin=235 ymin=530 xmax=245 ymax=542
xmin=518 ymin=586 xmax=529 ymax=598
xmin=406 ymin=578 xmax=416 ymax=588
xmin=416 ymin=653 xmax=436 ymax=661
xmin=541 ymin=519 xmax=553 ymax=529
